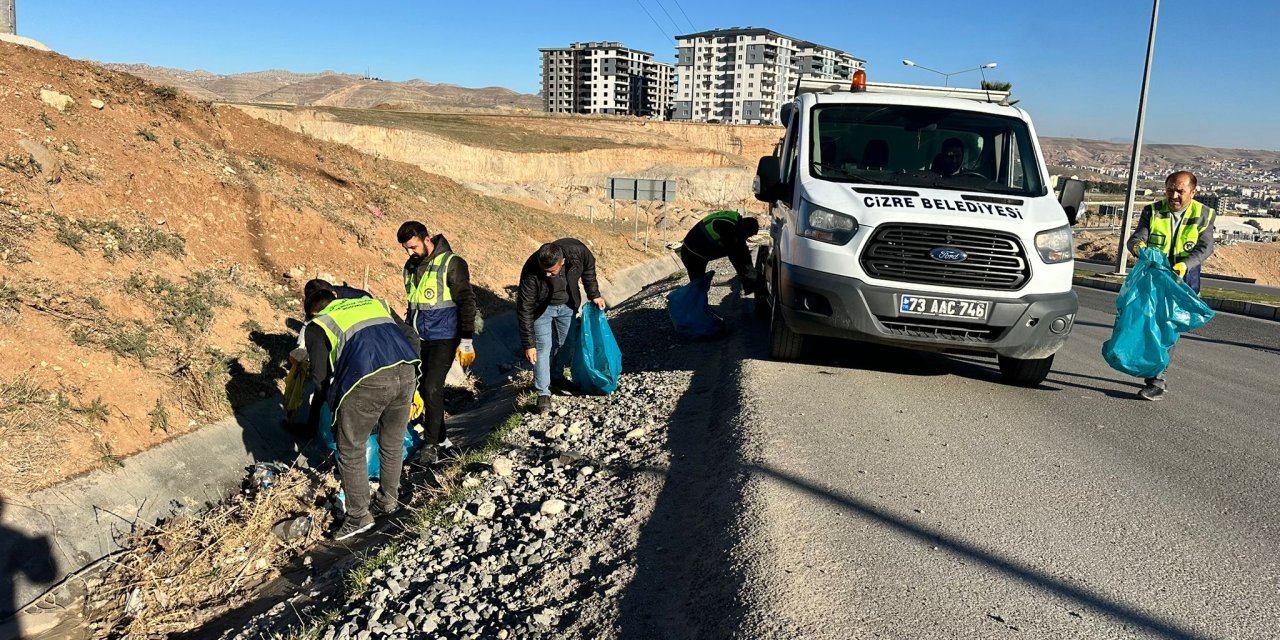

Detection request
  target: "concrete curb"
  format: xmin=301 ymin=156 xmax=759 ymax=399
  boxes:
xmin=1072 ymin=275 xmax=1280 ymax=322
xmin=0 ymin=250 xmax=683 ymax=622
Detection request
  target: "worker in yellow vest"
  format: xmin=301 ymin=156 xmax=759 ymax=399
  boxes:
xmin=1125 ymin=170 xmax=1217 ymax=401
xmin=304 ymin=292 xmax=420 ymax=540
xmin=397 ymin=221 xmax=478 ymax=462
xmin=679 ymin=210 xmax=761 ymax=293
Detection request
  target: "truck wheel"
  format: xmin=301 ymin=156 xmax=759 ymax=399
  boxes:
xmin=769 ymin=293 xmax=804 ymax=360
xmin=997 ymin=354 xmax=1054 ymax=387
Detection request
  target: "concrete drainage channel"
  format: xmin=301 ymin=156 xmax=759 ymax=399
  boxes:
xmin=1 ymin=252 xmax=683 ymax=640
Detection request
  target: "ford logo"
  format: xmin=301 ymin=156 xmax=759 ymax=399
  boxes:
xmin=930 ymin=247 xmax=968 ymax=263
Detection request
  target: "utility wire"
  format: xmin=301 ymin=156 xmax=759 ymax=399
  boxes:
xmin=632 ymin=0 xmax=670 ymax=41
xmin=651 ymin=0 xmax=684 ymax=34
xmin=668 ymin=0 xmax=697 ymax=32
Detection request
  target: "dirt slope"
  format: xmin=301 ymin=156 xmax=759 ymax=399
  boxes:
xmin=0 ymin=41 xmax=653 ymax=495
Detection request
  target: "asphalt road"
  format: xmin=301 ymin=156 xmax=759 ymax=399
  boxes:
xmin=720 ymin=285 xmax=1279 ymax=639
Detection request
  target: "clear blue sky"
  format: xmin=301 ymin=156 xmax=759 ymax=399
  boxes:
xmin=17 ymin=0 xmax=1280 ymax=150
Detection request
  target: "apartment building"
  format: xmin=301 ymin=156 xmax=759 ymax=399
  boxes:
xmin=673 ymin=27 xmax=863 ymax=125
xmin=539 ymin=42 xmax=675 ymax=119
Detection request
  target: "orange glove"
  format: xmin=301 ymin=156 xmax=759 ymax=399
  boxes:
xmin=455 ymin=338 xmax=475 ymax=368
xmin=1131 ymin=241 xmax=1146 ymax=257
xmin=1172 ymin=262 xmax=1187 ymax=279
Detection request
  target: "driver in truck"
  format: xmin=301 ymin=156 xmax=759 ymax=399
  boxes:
xmin=931 ymin=137 xmax=966 ymax=176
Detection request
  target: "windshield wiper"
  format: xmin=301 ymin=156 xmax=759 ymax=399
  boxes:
xmin=810 ymin=161 xmax=888 ymax=184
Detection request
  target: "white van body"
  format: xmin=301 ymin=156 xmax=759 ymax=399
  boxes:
xmin=754 ymin=80 xmax=1082 ymax=385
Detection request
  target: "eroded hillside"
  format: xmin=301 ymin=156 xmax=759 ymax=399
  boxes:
xmin=0 ymin=41 xmax=653 ymax=495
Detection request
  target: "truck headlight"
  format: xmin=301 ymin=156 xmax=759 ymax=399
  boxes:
xmin=798 ymin=199 xmax=858 ymax=245
xmin=1034 ymin=224 xmax=1073 ymax=264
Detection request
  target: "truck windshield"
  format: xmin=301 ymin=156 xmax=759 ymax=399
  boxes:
xmin=808 ymin=104 xmax=1046 ymax=197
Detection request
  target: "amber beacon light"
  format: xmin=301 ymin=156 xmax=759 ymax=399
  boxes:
xmin=850 ymin=69 xmax=867 ymax=92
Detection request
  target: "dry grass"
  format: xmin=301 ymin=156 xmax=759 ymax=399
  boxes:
xmin=0 ymin=375 xmax=109 ymax=494
xmin=87 ymin=467 xmax=339 ymax=637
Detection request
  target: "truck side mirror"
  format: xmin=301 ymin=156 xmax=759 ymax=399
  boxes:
xmin=754 ymin=156 xmax=783 ymax=203
xmin=779 ymin=103 xmax=794 ymax=127
xmin=1057 ymin=178 xmax=1085 ymax=226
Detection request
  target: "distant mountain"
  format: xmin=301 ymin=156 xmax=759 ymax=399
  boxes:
xmin=101 ymin=63 xmax=541 ymax=111
xmin=1041 ymin=137 xmax=1280 ymax=187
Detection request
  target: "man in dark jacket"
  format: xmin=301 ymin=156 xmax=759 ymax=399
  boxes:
xmin=679 ymin=210 xmax=761 ymax=293
xmin=397 ymin=221 xmax=478 ymax=462
xmin=516 ymin=238 xmax=605 ymax=414
xmin=289 ymin=279 xmax=373 ymax=438
xmin=304 ymin=289 xmax=419 ymax=540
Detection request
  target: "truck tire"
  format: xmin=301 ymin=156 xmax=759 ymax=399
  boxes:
xmin=997 ymin=354 xmax=1054 ymax=387
xmin=769 ymin=292 xmax=804 ymax=360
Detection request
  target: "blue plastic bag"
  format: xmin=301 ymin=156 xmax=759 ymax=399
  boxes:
xmin=666 ymin=271 xmax=725 ymax=338
xmin=1102 ymin=246 xmax=1214 ymax=377
xmin=316 ymin=403 xmax=425 ymax=479
xmin=571 ymin=304 xmax=622 ymax=395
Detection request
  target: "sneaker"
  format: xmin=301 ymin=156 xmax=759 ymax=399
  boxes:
xmin=371 ymin=499 xmax=403 ymax=518
xmin=550 ymin=378 xmax=576 ymax=395
xmin=332 ymin=513 xmax=375 ymax=541
xmin=1137 ymin=385 xmax=1166 ymax=401
xmin=534 ymin=395 xmax=552 ymax=414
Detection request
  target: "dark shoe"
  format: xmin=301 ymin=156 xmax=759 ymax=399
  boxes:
xmin=371 ymin=499 xmax=403 ymax=518
xmin=534 ymin=395 xmax=552 ymax=414
xmin=412 ymin=445 xmax=438 ymax=466
xmin=333 ymin=513 xmax=375 ymax=541
xmin=1137 ymin=385 xmax=1166 ymax=401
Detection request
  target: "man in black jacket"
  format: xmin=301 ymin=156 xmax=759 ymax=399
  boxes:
xmin=516 ymin=239 xmax=605 ymax=414
xmin=397 ymin=221 xmax=478 ymax=462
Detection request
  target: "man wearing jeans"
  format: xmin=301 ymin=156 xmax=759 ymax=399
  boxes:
xmin=516 ymin=239 xmax=606 ymax=414
xmin=304 ymin=290 xmax=420 ymax=540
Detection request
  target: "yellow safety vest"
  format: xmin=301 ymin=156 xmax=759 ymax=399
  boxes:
xmin=700 ymin=210 xmax=741 ymax=243
xmin=1148 ymin=200 xmax=1215 ymax=262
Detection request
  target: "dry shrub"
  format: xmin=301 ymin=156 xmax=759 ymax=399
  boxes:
xmin=87 ymin=467 xmax=339 ymax=637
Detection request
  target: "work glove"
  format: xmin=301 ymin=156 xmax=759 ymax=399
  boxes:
xmin=410 ymin=391 xmax=424 ymax=421
xmin=1130 ymin=241 xmax=1146 ymax=257
xmin=1172 ymin=262 xmax=1187 ymax=279
xmin=455 ymin=338 xmax=475 ymax=368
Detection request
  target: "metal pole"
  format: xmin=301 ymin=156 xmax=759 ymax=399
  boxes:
xmin=634 ymin=202 xmax=640 ymax=241
xmin=1116 ymin=0 xmax=1160 ymax=276
xmin=589 ymin=205 xmax=594 ymax=224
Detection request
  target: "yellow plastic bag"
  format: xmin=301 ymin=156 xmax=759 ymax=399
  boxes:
xmin=283 ymin=359 xmax=310 ymax=412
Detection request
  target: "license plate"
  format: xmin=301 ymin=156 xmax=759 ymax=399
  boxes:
xmin=899 ymin=294 xmax=988 ymax=320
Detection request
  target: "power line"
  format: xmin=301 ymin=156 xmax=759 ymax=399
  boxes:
xmin=632 ymin=0 xmax=671 ymax=41
xmin=668 ymin=0 xmax=697 ymax=32
xmin=651 ymin=0 xmax=683 ymax=34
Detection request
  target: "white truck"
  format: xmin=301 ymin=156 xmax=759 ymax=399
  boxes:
xmin=752 ymin=74 xmax=1086 ymax=386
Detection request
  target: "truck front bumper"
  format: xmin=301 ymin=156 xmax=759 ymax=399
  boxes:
xmin=778 ymin=263 xmax=1078 ymax=359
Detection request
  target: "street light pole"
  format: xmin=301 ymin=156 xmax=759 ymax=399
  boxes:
xmin=902 ymin=60 xmax=997 ymax=87
xmin=1116 ymin=0 xmax=1160 ymax=276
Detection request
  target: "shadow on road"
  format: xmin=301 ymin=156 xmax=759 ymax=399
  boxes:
xmin=741 ymin=461 xmax=1208 ymax=639
xmin=607 ymin=276 xmax=758 ymax=638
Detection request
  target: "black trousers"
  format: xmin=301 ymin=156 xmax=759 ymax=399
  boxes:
xmin=680 ymin=245 xmax=709 ymax=279
xmin=418 ymin=338 xmax=460 ymax=445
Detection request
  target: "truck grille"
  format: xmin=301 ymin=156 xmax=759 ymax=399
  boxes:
xmin=878 ymin=318 xmax=1004 ymax=343
xmin=860 ymin=224 xmax=1030 ymax=291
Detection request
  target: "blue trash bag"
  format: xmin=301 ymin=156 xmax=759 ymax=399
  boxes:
xmin=1102 ymin=246 xmax=1215 ymax=377
xmin=666 ymin=271 xmax=725 ymax=338
xmin=316 ymin=403 xmax=426 ymax=479
xmin=571 ymin=303 xmax=623 ymax=395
